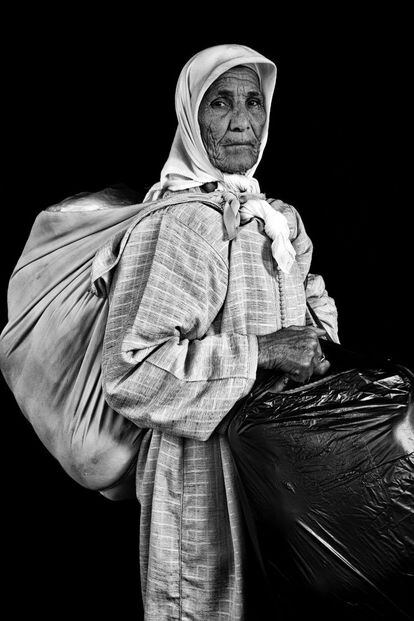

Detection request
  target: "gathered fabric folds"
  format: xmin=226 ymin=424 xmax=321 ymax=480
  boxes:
xmin=217 ymin=175 xmax=296 ymax=273
xmin=0 ymin=188 xmax=222 ymax=495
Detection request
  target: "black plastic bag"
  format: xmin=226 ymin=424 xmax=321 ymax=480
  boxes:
xmin=227 ymin=341 xmax=414 ymax=620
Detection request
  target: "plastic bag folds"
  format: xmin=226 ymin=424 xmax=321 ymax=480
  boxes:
xmin=228 ymin=342 xmax=414 ymax=620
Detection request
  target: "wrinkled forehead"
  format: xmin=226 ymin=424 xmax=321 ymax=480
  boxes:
xmin=181 ymin=45 xmax=276 ymax=123
xmin=202 ymin=65 xmax=261 ymax=98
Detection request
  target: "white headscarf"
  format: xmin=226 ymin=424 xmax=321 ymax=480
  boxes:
xmin=144 ymin=43 xmax=296 ymax=273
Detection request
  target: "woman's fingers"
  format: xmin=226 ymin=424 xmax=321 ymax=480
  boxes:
xmin=288 ymin=329 xmax=330 ymax=382
xmin=257 ymin=325 xmax=330 ymax=378
xmin=313 ymin=357 xmax=331 ymax=376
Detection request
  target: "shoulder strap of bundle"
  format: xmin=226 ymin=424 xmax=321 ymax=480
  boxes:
xmin=90 ymin=191 xmax=223 ymax=298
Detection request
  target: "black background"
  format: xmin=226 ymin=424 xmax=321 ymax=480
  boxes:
xmin=2 ymin=9 xmax=412 ymax=621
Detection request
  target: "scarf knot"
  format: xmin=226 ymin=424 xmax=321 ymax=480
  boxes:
xmin=220 ymin=189 xmax=296 ymax=274
xmin=221 ymin=190 xmax=267 ymax=238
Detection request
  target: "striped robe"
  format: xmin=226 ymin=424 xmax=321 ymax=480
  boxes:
xmin=102 ymin=194 xmax=338 ymax=620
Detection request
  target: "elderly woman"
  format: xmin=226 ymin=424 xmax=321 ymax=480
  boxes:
xmin=103 ymin=44 xmax=338 ymax=620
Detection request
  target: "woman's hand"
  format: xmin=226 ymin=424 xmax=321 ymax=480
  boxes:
xmin=257 ymin=326 xmax=330 ymax=383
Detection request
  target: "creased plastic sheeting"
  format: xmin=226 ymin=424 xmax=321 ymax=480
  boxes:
xmin=227 ymin=343 xmax=414 ymax=620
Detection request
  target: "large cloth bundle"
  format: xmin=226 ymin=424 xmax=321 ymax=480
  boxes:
xmin=0 ymin=188 xmax=220 ymax=497
xmin=227 ymin=341 xmax=414 ymax=620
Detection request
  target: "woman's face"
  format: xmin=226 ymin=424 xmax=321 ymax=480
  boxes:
xmin=198 ymin=65 xmax=266 ymax=174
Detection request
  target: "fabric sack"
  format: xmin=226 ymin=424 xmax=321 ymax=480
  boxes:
xmin=0 ymin=187 xmax=221 ymax=497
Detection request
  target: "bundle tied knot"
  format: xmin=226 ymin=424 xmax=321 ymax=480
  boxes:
xmin=221 ymin=190 xmax=296 ymax=274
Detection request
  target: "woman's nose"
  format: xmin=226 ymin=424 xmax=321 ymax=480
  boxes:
xmin=229 ymin=105 xmax=250 ymax=132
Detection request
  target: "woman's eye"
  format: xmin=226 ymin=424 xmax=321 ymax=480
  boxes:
xmin=248 ymin=98 xmax=263 ymax=108
xmin=211 ymin=99 xmax=228 ymax=109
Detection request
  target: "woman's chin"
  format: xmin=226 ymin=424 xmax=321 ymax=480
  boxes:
xmin=217 ymin=158 xmax=256 ymax=175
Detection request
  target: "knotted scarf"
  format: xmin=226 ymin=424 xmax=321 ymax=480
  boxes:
xmin=219 ymin=174 xmax=295 ymax=273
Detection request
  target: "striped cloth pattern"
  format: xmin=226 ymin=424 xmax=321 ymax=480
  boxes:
xmin=102 ymin=196 xmax=338 ymax=620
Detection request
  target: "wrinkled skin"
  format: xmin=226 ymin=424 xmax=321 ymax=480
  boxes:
xmin=198 ymin=67 xmax=330 ymax=382
xmin=198 ymin=66 xmax=266 ymax=174
xmin=258 ymin=326 xmax=330 ymax=384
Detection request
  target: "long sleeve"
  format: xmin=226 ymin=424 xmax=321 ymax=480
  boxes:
xmin=267 ymin=199 xmax=339 ymax=342
xmin=306 ymin=272 xmax=340 ymax=343
xmin=283 ymin=204 xmax=339 ymax=342
xmin=102 ymin=210 xmax=258 ymax=441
